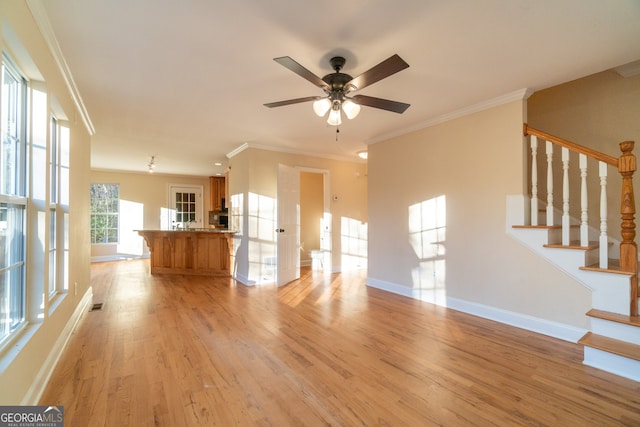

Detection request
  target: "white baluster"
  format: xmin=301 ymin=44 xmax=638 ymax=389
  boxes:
xmin=599 ymin=161 xmax=608 ymax=268
xmin=579 ymin=154 xmax=589 ymax=247
xmin=546 ymin=141 xmax=554 ymax=226
xmin=562 ymin=148 xmax=570 ymax=245
xmin=531 ymin=136 xmax=538 ymax=226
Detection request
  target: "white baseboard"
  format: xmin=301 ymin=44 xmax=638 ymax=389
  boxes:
xmin=366 ymin=276 xmax=587 ymax=343
xmin=233 ymin=272 xmax=256 ymax=286
xmin=91 ymin=254 xmax=149 ymax=263
xmin=445 ymin=296 xmax=587 ymax=343
xmin=21 ymin=286 xmax=93 ymax=405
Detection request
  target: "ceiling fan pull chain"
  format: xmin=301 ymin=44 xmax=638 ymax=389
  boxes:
xmin=336 ymin=127 xmax=340 ymax=142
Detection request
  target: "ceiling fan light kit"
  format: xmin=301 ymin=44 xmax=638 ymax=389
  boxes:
xmin=265 ymin=54 xmax=410 ymax=127
xmin=342 ymin=99 xmax=361 ymax=120
xmin=312 ymin=97 xmax=331 ymax=116
xmin=327 ymin=104 xmax=342 ymax=126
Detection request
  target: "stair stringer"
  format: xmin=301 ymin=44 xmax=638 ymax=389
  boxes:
xmin=506 ymin=195 xmax=639 ymax=382
xmin=507 ymin=226 xmax=632 ymax=315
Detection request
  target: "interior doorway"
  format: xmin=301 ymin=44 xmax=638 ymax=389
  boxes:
xmin=299 ymin=169 xmax=330 ymax=270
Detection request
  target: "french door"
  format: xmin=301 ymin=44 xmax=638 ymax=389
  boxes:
xmin=169 ymin=185 xmax=204 ymax=229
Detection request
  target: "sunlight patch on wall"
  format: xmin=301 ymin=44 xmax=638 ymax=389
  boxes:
xmin=118 ymin=199 xmax=144 ymax=256
xmin=230 ymin=192 xmax=243 ymax=233
xmin=160 ymin=207 xmax=174 ymax=230
xmin=409 ymin=195 xmax=447 ymax=304
xmin=321 ymin=212 xmax=332 ymax=252
xmin=247 ymin=192 xmax=276 ymax=283
xmin=341 ymin=216 xmax=367 ymax=270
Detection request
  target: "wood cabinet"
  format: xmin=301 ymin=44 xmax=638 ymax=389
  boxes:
xmin=137 ymin=230 xmax=235 ymax=276
xmin=209 ymin=176 xmax=225 ymax=211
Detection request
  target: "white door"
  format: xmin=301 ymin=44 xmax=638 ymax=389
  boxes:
xmin=169 ymin=185 xmax=204 ymax=229
xmin=277 ymin=164 xmax=300 ymax=286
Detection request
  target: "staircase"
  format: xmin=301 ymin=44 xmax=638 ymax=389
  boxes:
xmin=509 ymin=126 xmax=640 ymax=382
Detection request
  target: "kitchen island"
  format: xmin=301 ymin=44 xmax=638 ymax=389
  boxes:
xmin=137 ymin=229 xmax=235 ymax=276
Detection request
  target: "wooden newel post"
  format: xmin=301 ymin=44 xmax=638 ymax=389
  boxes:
xmin=618 ymin=140 xmax=638 ymax=316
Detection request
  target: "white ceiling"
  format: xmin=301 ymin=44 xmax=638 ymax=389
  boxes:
xmin=36 ymin=0 xmax=640 ymax=177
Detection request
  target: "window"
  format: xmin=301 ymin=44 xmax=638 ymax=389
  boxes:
xmin=90 ymin=184 xmax=119 ymax=244
xmin=175 ymin=191 xmax=196 ymax=223
xmin=1 ymin=57 xmax=26 ymax=196
xmin=48 ymin=119 xmax=70 ymax=296
xmin=1 ymin=56 xmax=28 ymax=343
xmin=48 ymin=118 xmax=57 ymax=296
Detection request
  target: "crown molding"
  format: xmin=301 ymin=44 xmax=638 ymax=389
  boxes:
xmin=226 ymin=143 xmax=250 ymax=159
xmin=26 ymin=0 xmax=95 ymax=135
xmin=367 ymin=88 xmax=534 ymax=145
xmin=226 ymin=141 xmax=364 ymax=163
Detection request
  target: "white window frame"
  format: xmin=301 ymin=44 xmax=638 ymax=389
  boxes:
xmin=0 ymin=54 xmax=28 ymax=346
xmin=48 ymin=118 xmax=70 ymax=298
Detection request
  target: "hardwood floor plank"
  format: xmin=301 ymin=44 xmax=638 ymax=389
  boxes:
xmin=40 ymin=260 xmax=640 ymax=426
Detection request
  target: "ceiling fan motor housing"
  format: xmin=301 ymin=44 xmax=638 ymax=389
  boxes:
xmin=323 ymin=57 xmax=354 ymax=93
xmin=323 ymin=72 xmax=353 ymax=92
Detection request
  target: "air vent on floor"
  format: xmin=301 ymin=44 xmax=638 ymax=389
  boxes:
xmin=90 ymin=303 xmax=104 ymax=311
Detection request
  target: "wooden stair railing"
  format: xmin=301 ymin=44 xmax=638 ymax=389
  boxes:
xmin=523 ymin=125 xmax=638 ymax=317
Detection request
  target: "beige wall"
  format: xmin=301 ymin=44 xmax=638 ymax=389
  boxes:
xmin=528 ymin=69 xmax=640 ymax=149
xmin=368 ymin=99 xmax=592 ymax=329
xmin=228 ymin=147 xmax=367 ymax=283
xmin=0 ymin=3 xmax=92 ymax=404
xmin=90 ymin=170 xmax=210 ymax=258
xmin=528 ymin=69 xmax=640 ymax=241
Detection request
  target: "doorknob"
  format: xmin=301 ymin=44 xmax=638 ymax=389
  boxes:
xmin=276 ymin=228 xmax=285 ymax=233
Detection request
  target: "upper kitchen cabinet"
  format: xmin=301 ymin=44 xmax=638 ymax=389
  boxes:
xmin=209 ymin=176 xmax=226 ymax=211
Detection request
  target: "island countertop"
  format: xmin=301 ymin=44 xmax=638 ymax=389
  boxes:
xmin=137 ymin=229 xmax=235 ymax=276
xmin=136 ymin=228 xmax=236 ymax=233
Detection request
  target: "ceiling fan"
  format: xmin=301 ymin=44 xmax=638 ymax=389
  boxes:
xmin=264 ymin=54 xmax=410 ymax=126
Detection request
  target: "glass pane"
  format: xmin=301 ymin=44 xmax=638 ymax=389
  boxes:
xmin=50 ymin=118 xmax=58 ymax=204
xmin=60 ymin=126 xmax=70 ymax=167
xmin=1 ymin=65 xmax=20 ymax=196
xmin=107 ymin=230 xmax=118 ymax=243
xmin=60 ymin=166 xmax=69 ymax=206
xmin=0 ymin=202 xmax=25 ymax=340
xmin=48 ymin=250 xmax=56 ymax=295
xmin=32 ymin=143 xmax=46 ymax=201
xmin=62 ymin=212 xmax=69 ymax=291
xmin=90 ymin=184 xmax=119 ymax=244
xmin=49 ymin=209 xmax=56 ymax=249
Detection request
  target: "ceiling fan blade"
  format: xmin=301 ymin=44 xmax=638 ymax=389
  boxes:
xmin=264 ymin=96 xmax=322 ymax=108
xmin=273 ymin=57 xmax=330 ymax=91
xmin=351 ymin=95 xmax=410 ymax=114
xmin=345 ymin=54 xmax=409 ymax=91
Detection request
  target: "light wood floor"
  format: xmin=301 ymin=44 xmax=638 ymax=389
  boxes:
xmin=41 ymin=260 xmax=640 ymax=426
